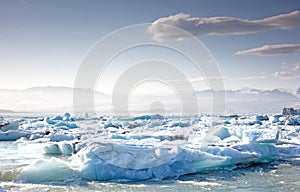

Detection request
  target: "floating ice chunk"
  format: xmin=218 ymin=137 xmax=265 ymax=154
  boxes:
xmin=21 ymin=141 xmax=285 ymax=182
xmin=190 ymin=118 xmax=200 ymax=125
xmin=110 ymin=134 xmax=127 ymax=140
xmin=150 ymin=114 xmax=165 ymax=120
xmin=202 ymin=146 xmax=258 ymax=166
xmin=43 ymin=144 xmax=62 ymax=155
xmin=103 ymin=122 xmax=119 ymax=129
xmin=200 ymin=116 xmax=211 ymax=122
xmin=20 ymin=158 xmax=76 ymax=182
xmin=233 ymin=143 xmax=278 ymax=163
xmin=221 ymin=135 xmax=241 ymax=144
xmin=288 ymin=116 xmax=300 ymax=125
xmin=85 ymin=142 xmax=187 ymax=167
xmin=51 ymin=115 xmax=63 ymax=121
xmin=63 ymin=112 xmax=71 ymax=121
xmin=122 ymin=121 xmax=129 ymax=127
xmin=0 ymin=121 xmax=19 ymax=132
xmin=203 ymin=135 xmax=221 ymax=144
xmin=29 ymin=134 xmax=42 ymax=140
xmin=132 ymin=115 xmax=151 ymax=120
xmin=277 ymin=144 xmax=300 ymax=158
xmin=282 ymin=107 xmax=300 ymax=115
xmin=43 ymin=117 xmax=56 ymax=125
xmin=77 ymin=151 xmax=153 ymax=181
xmin=73 ymin=144 xmax=195 ymax=181
xmin=149 ymin=120 xmax=162 ymax=128
xmin=106 ymin=127 xmax=120 ymax=133
xmin=278 ymin=117 xmax=287 ymax=123
xmin=54 ymin=122 xmax=78 ymax=129
xmin=74 ymin=142 xmax=86 ymax=153
xmin=43 ymin=142 xmax=75 ymax=156
xmin=187 ymin=149 xmax=227 ymax=170
xmin=170 ymin=121 xmax=190 ymax=127
xmin=212 ymin=127 xmax=231 ymax=140
xmin=84 ymin=113 xmax=89 ymax=119
xmin=269 ymin=115 xmax=283 ymax=124
xmin=128 ymin=114 xmax=164 ymax=121
xmin=212 ymin=121 xmax=223 ymax=126
xmin=228 ymin=118 xmax=239 ymax=125
xmin=47 ymin=134 xmax=74 ymax=142
xmin=125 ymin=120 xmax=146 ymax=129
xmin=255 ymin=115 xmax=269 ymax=122
xmin=0 ymin=130 xmax=29 ymax=141
xmin=242 ymin=129 xmax=280 ymax=143
xmin=15 ymin=137 xmax=30 ymax=143
xmin=59 ymin=143 xmax=74 ymax=155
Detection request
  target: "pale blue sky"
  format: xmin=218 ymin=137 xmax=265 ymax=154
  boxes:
xmin=0 ymin=0 xmax=300 ymax=92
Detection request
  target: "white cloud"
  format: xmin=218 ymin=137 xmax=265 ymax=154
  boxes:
xmin=238 ymin=76 xmax=266 ymax=80
xmin=190 ymin=75 xmax=266 ymax=82
xmin=148 ymin=11 xmax=300 ymax=42
xmin=190 ymin=76 xmax=224 ymax=82
xmin=272 ymin=61 xmax=300 ymax=80
xmin=234 ymin=44 xmax=300 ymax=56
xmin=294 ymin=61 xmax=300 ymax=71
xmin=273 ymin=71 xmax=292 ymax=78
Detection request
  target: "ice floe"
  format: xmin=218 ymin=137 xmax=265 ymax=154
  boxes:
xmin=0 ymin=111 xmax=299 ymax=182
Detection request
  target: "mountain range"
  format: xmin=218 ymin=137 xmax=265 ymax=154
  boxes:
xmin=0 ymin=86 xmax=299 ymax=114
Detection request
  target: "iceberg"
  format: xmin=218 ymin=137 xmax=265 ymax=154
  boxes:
xmin=0 ymin=130 xmax=29 ymax=141
xmin=0 ymin=120 xmax=19 ymax=132
xmin=47 ymin=133 xmax=75 ymax=142
xmin=20 ymin=141 xmax=283 ymax=182
xmin=43 ymin=142 xmax=75 ymax=155
xmin=20 ymin=158 xmax=76 ymax=182
xmin=282 ymin=107 xmax=300 ymax=115
xmin=54 ymin=122 xmax=78 ymax=129
xmin=242 ymin=129 xmax=280 ymax=143
xmin=212 ymin=127 xmax=231 ymax=140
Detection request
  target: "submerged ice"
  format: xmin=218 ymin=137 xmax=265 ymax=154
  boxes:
xmin=1 ymin=112 xmax=300 ymax=183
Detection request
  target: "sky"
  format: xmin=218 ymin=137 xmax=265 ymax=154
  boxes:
xmin=1 ymin=0 xmax=300 ymax=93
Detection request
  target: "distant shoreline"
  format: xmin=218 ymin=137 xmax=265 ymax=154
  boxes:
xmin=0 ymin=109 xmax=29 ymax=113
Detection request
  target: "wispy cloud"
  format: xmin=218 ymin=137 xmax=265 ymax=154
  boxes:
xmin=238 ymin=76 xmax=266 ymax=80
xmin=190 ymin=76 xmax=224 ymax=82
xmin=272 ymin=71 xmax=300 ymax=80
xmin=190 ymin=75 xmax=266 ymax=82
xmin=273 ymin=71 xmax=292 ymax=79
xmin=148 ymin=11 xmax=300 ymax=42
xmin=272 ymin=61 xmax=300 ymax=80
xmin=234 ymin=44 xmax=300 ymax=56
xmin=294 ymin=61 xmax=300 ymax=71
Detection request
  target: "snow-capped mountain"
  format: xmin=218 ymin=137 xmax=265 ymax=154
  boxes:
xmin=195 ymin=88 xmax=299 ymax=100
xmin=195 ymin=88 xmax=300 ymax=114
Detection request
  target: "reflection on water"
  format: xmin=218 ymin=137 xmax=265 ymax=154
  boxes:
xmin=0 ymin=142 xmax=45 ymax=169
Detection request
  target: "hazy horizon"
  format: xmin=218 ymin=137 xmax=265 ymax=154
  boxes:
xmin=0 ymin=85 xmax=299 ymax=115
